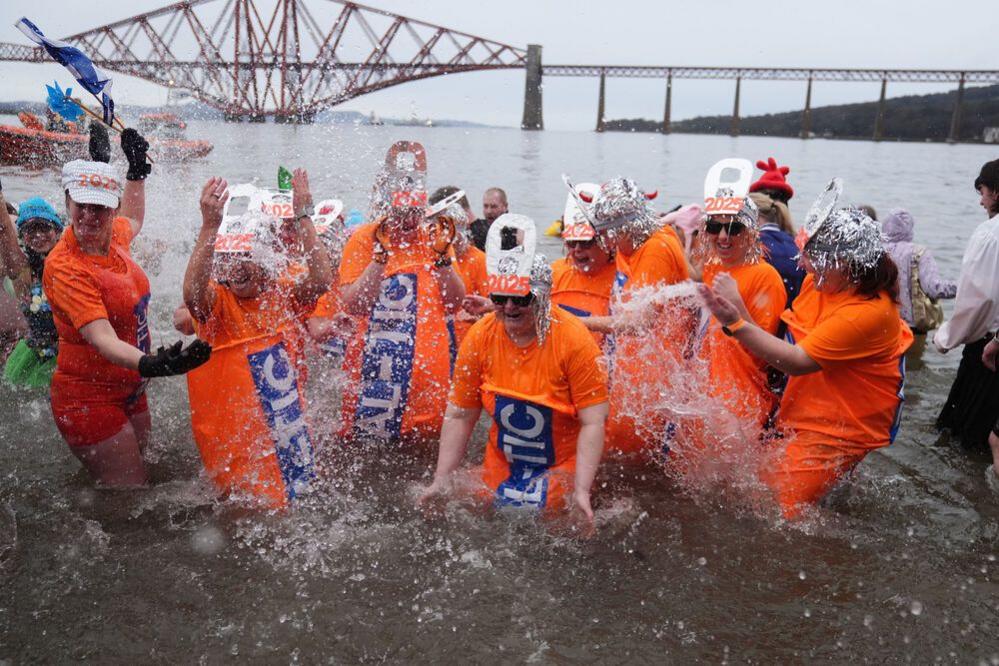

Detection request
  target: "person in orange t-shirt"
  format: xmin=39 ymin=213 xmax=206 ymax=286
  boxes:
xmin=418 ymin=215 xmax=608 ymax=522
xmin=567 ymin=176 xmax=693 ymax=456
xmin=46 ymin=144 xmax=210 ymax=488
xmin=550 ymin=182 xmax=619 ymax=345
xmin=700 ymin=204 xmax=912 ymax=518
xmin=696 ymin=194 xmax=786 ymax=432
xmin=338 ymin=142 xmax=465 ymax=445
xmin=429 ymin=186 xmax=488 ymax=344
xmin=183 ymin=173 xmax=332 ymax=506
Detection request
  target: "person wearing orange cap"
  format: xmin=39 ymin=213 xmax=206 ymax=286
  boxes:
xmin=338 ymin=142 xmax=465 ymax=445
xmin=700 ymin=181 xmax=912 ymax=518
xmin=694 ymin=159 xmax=786 ymax=437
xmin=550 ymin=182 xmax=618 ymax=345
xmin=44 ymin=130 xmax=211 ymax=487
xmin=417 ymin=214 xmax=609 ymax=522
xmin=182 ymin=171 xmax=331 ymax=506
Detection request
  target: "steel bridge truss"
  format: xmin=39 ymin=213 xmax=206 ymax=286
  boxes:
xmin=0 ymin=0 xmax=526 ymax=120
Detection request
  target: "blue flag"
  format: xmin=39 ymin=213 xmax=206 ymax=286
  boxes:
xmin=15 ymin=17 xmax=115 ymax=126
xmin=45 ymin=80 xmax=83 ymax=122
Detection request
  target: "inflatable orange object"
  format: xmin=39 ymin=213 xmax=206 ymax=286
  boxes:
xmin=18 ymin=112 xmax=43 ymax=131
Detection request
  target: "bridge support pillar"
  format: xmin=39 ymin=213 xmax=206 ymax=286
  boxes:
xmin=661 ymin=70 xmax=672 ymax=134
xmin=596 ymin=70 xmax=607 ymax=132
xmin=948 ymin=74 xmax=966 ymax=143
xmin=800 ymin=76 xmax=813 ymax=138
xmin=874 ymin=78 xmax=887 ymax=141
xmin=730 ymin=76 xmax=741 ymax=137
xmin=521 ymin=44 xmax=544 ymax=130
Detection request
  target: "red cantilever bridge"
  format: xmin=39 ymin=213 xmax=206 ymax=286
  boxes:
xmin=2 ymin=0 xmax=997 ymax=139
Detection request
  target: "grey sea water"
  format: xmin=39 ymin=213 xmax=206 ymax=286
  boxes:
xmin=1 ymin=118 xmax=997 ymax=662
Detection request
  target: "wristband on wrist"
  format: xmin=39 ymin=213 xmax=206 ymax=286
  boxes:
xmin=721 ymin=317 xmax=746 ymax=337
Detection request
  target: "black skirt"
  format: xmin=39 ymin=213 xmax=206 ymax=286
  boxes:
xmin=936 ymin=336 xmax=999 ymax=450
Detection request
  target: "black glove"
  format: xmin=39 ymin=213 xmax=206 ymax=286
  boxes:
xmin=121 ymin=128 xmax=151 ymax=181
xmin=89 ymin=123 xmax=112 ymax=163
xmin=138 ymin=339 xmax=211 ymax=378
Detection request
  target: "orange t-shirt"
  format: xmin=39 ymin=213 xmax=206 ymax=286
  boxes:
xmin=453 ymin=245 xmax=488 ymax=343
xmin=551 ymin=256 xmax=618 ymax=317
xmin=338 ymin=222 xmax=457 ymax=443
xmin=699 ymin=261 xmax=787 ymax=424
xmin=43 ymin=217 xmax=150 ymax=395
xmin=778 ymin=275 xmax=913 ymax=446
xmin=187 ymin=283 xmax=314 ymax=506
xmin=617 ymin=225 xmax=688 ymax=289
xmin=309 ymin=286 xmax=351 ymax=359
xmin=450 ymin=307 xmax=608 ymax=509
xmin=606 ymin=225 xmax=692 ymax=454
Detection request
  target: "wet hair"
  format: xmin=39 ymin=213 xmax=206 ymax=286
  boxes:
xmin=851 ymin=253 xmax=899 ymax=303
xmin=857 ymin=204 xmax=877 ymax=221
xmin=749 ymin=192 xmax=794 ymax=234
xmin=484 ymin=187 xmax=508 ymax=205
xmin=429 ymin=185 xmax=470 ymax=211
xmin=974 ymin=159 xmax=999 ymax=192
xmin=5 ymin=202 xmax=16 ymax=216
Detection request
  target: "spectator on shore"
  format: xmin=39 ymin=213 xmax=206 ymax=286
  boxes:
xmin=934 ymin=159 xmax=999 ymax=463
xmin=469 ymin=187 xmax=508 ymax=251
xmin=881 ymin=208 xmax=957 ymax=333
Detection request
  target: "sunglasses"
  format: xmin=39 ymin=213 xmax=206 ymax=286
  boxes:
xmin=704 ymin=220 xmax=747 ymax=236
xmin=565 ymin=239 xmax=598 ymax=249
xmin=489 ymin=293 xmax=534 ymax=307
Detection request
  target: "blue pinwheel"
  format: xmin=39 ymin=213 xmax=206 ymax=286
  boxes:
xmin=45 ymin=80 xmax=82 ymax=122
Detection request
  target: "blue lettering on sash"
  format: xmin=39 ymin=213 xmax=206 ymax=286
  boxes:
xmin=354 ymin=273 xmax=418 ymax=440
xmin=247 ymin=342 xmax=315 ymax=500
xmin=133 ymin=293 xmax=151 ymax=354
xmin=493 ymin=395 xmax=555 ymax=509
xmin=557 ymin=303 xmax=591 ymax=318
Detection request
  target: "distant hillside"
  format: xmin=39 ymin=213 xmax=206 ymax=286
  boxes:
xmin=0 ymin=100 xmax=488 ymax=127
xmin=605 ymin=84 xmax=999 ymax=142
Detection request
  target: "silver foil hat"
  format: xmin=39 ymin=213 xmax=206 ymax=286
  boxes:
xmin=802 ymin=206 xmax=885 ymax=278
xmin=591 ymin=177 xmax=659 ymax=237
xmin=529 ymin=253 xmax=553 ymax=344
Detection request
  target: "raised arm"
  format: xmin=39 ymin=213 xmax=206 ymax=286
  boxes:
xmin=698 ymin=283 xmax=820 ymax=376
xmin=119 ymin=129 xmax=151 ymax=238
xmin=183 ymin=178 xmax=227 ymax=323
xmin=290 ymin=168 xmax=332 ymax=307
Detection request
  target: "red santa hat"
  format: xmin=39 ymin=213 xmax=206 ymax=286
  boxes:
xmin=749 ymin=157 xmax=793 ymax=201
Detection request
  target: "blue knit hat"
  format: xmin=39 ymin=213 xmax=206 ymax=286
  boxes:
xmin=15 ymin=197 xmax=63 ymax=232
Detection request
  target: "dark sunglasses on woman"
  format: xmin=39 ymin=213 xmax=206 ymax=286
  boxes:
xmin=704 ymin=219 xmax=747 ymax=236
xmin=490 ymin=293 xmax=534 ymax=307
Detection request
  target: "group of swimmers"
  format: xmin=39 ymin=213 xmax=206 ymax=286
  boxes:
xmin=0 ymin=126 xmax=923 ymax=523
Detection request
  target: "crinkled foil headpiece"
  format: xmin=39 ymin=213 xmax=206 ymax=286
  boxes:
xmin=591 ymin=177 xmax=659 ymax=239
xmin=529 ymin=253 xmax=553 ymax=344
xmin=802 ymin=206 xmax=884 ymax=280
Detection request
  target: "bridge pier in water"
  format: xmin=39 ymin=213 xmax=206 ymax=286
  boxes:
xmin=521 ymin=44 xmax=544 ymax=130
xmin=874 ymin=78 xmax=888 ymax=141
xmin=661 ymin=71 xmax=672 ymax=134
xmin=948 ymin=74 xmax=966 ymax=143
xmin=596 ymin=70 xmax=607 ymax=132
xmin=801 ymin=76 xmax=813 ymax=138
xmin=730 ymin=77 xmax=741 ymax=137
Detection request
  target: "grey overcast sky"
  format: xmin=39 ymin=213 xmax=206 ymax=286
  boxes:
xmin=1 ymin=0 xmax=994 ymax=129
